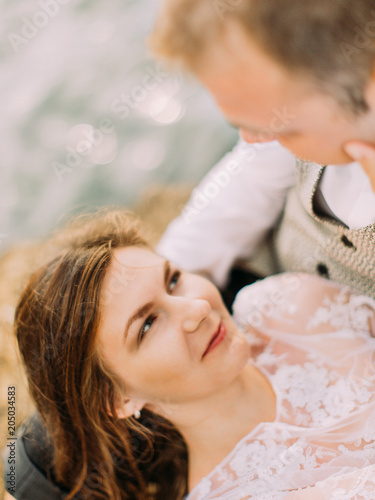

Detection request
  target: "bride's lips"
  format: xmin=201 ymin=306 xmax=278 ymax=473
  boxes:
xmin=202 ymin=322 xmax=227 ymax=359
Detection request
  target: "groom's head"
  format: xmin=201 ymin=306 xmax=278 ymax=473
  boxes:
xmin=151 ymin=0 xmax=375 ymax=165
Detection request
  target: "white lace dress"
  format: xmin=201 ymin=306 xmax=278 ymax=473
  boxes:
xmin=187 ymin=273 xmax=375 ymax=500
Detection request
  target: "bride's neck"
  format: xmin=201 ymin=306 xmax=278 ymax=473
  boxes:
xmin=174 ymin=363 xmax=276 ymax=491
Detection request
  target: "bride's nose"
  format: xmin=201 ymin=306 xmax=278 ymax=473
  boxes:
xmin=182 ymin=299 xmax=211 ymax=332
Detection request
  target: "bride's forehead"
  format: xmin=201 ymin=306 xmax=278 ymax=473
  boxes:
xmin=101 ymin=247 xmax=164 ymax=302
xmin=112 ymin=246 xmax=163 ymax=269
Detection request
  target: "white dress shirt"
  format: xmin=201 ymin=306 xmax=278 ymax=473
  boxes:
xmin=157 ymin=139 xmax=375 ymax=287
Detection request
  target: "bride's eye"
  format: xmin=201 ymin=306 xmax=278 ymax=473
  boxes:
xmin=138 ymin=315 xmax=155 ymax=343
xmin=168 ymin=270 xmax=181 ymax=293
xmin=137 ymin=270 xmax=181 ymax=344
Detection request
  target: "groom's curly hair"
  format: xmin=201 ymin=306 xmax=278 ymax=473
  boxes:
xmin=150 ymin=0 xmax=375 ymax=115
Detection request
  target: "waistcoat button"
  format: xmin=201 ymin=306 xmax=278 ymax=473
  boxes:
xmin=341 ymin=235 xmax=356 ymax=250
xmin=317 ymin=263 xmax=329 ymax=278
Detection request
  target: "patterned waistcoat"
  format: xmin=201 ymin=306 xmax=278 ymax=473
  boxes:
xmin=273 ymin=159 xmax=375 ymax=298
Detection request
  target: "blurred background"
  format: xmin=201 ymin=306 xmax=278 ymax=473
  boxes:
xmin=1 ymin=0 xmax=238 ymax=253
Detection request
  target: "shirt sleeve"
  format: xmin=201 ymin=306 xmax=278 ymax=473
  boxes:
xmin=156 ymin=138 xmax=296 ymax=288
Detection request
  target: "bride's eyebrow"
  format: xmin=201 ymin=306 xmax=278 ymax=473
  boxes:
xmin=122 ymin=260 xmax=171 ymax=343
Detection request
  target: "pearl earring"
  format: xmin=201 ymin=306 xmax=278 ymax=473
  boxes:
xmin=134 ymin=409 xmax=141 ymax=419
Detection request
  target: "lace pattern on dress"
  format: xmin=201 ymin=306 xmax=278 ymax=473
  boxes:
xmin=187 ymin=274 xmax=375 ymax=500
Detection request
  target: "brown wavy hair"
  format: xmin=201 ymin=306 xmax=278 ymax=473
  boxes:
xmin=15 ymin=209 xmax=188 ymax=499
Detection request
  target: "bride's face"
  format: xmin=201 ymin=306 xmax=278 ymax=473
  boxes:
xmin=97 ymin=246 xmax=250 ymax=411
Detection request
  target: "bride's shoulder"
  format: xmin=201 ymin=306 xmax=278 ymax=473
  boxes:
xmin=233 ymin=272 xmax=333 ymax=310
xmin=232 ymin=272 xmax=360 ymax=334
xmin=240 ymin=272 xmax=339 ymax=291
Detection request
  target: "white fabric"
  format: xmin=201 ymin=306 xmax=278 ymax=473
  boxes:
xmin=187 ymin=273 xmax=375 ymax=500
xmin=157 ymin=140 xmax=375 ymax=287
xmin=157 ymin=140 xmax=296 ymax=287
xmin=319 ymin=162 xmax=375 ymax=230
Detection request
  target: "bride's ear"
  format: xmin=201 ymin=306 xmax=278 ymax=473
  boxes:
xmin=107 ymin=394 xmax=144 ymax=419
xmin=117 ymin=398 xmax=144 ymax=419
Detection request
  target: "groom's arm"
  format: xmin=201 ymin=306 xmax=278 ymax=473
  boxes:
xmin=157 ymin=138 xmax=296 ymax=288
